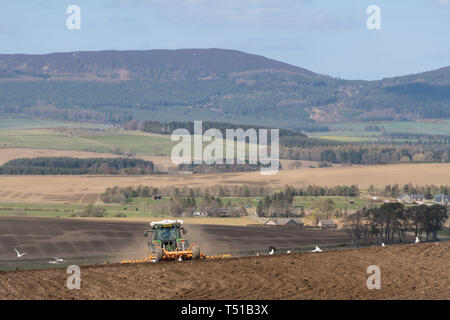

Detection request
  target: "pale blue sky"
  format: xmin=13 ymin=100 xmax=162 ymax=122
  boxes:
xmin=0 ymin=0 xmax=449 ymax=80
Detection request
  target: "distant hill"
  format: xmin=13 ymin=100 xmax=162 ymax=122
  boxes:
xmin=381 ymin=66 xmax=450 ymax=86
xmin=0 ymin=48 xmax=448 ymax=128
xmin=0 ymin=49 xmax=316 ymax=81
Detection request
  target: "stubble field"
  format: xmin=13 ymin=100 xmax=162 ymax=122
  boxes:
xmin=0 ymin=163 xmax=448 ymax=204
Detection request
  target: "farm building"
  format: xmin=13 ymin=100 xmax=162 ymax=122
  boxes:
xmin=193 ymin=210 xmax=206 ymax=217
xmin=371 ymin=196 xmax=383 ymax=203
xmin=434 ymin=194 xmax=449 ymax=205
xmin=412 ymin=194 xmax=425 ymax=202
xmin=318 ymin=219 xmax=337 ymax=229
xmin=397 ymin=194 xmax=424 ymax=204
xmin=265 ymin=218 xmax=304 ymax=227
xmin=210 ymin=208 xmax=231 ymax=217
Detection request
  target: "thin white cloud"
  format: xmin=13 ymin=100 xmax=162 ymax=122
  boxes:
xmin=426 ymin=0 xmax=450 ymax=8
xmin=106 ymin=0 xmax=357 ymax=28
xmin=0 ymin=26 xmax=14 ymax=34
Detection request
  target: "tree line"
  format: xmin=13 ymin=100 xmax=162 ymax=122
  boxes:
xmin=168 ymin=194 xmax=247 ymax=217
xmin=140 ymin=120 xmax=307 ymax=137
xmin=178 ymin=163 xmax=268 ymax=174
xmin=256 ymin=190 xmax=296 ymax=217
xmin=1 ymin=68 xmax=449 ymax=127
xmin=345 ymin=203 xmax=448 ymax=246
xmin=100 ymin=185 xmax=248 ymax=217
xmin=101 ymin=185 xmax=271 ymax=204
xmin=2 ymin=105 xmax=130 ymax=124
xmin=368 ymin=184 xmax=449 ymax=198
xmin=139 ymin=121 xmax=449 ymax=166
xmin=0 ymin=157 xmax=155 ymax=175
xmin=255 ymin=186 xmax=359 ymax=218
xmin=100 ymin=184 xmax=360 ymax=204
xmin=281 ymin=143 xmax=449 ymax=164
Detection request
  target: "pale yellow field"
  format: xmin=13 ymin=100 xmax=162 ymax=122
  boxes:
xmin=0 ymin=163 xmax=448 ymax=204
xmin=0 ymin=148 xmax=335 ymax=172
xmin=0 ymin=148 xmax=118 ymax=165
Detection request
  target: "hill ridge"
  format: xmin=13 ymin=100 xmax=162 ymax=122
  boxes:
xmin=0 ymin=48 xmax=448 ymax=125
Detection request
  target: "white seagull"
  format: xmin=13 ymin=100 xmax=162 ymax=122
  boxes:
xmin=415 ymin=237 xmax=420 ymax=244
xmin=49 ymin=257 xmax=66 ymax=264
xmin=311 ymin=246 xmax=322 ymax=253
xmin=14 ymin=248 xmax=27 ymax=258
xmin=269 ymin=248 xmax=274 ymax=255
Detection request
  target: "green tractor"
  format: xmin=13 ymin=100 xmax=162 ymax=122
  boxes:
xmin=144 ymin=219 xmax=201 ymax=262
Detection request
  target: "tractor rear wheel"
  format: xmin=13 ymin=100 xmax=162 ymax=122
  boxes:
xmin=154 ymin=247 xmax=163 ymax=262
xmin=192 ymin=245 xmax=200 ymax=260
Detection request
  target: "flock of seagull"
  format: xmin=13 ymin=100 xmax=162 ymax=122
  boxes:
xmin=261 ymin=245 xmax=322 ymax=257
xmin=257 ymin=236 xmax=422 ymax=257
xmin=13 ymin=248 xmax=66 ymax=264
xmin=12 ymin=237 xmax=423 ymax=263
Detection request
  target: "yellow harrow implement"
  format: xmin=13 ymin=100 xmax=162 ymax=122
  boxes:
xmin=121 ymin=251 xmax=231 ymax=264
xmin=121 ymin=219 xmax=231 ymax=264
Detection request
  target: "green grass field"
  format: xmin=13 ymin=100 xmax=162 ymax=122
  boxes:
xmin=309 ymin=120 xmax=450 ymax=142
xmin=0 ymin=127 xmax=254 ymax=157
xmin=329 ymin=120 xmax=450 ymax=135
xmin=0 ymin=128 xmax=178 ymax=155
xmin=293 ymin=196 xmax=367 ymax=210
xmin=78 ymin=131 xmax=176 ymax=155
xmin=0 ymin=202 xmax=163 ymax=218
xmin=314 ymin=135 xmax=379 ymax=142
xmin=0 ymin=118 xmax=102 ymax=130
xmin=0 ymin=195 xmax=366 ymax=219
xmin=127 ymin=196 xmax=259 ymax=208
xmin=0 ymin=201 xmax=258 ymax=223
xmin=0 ymin=129 xmax=112 ymax=152
xmin=1 ymin=119 xmax=448 ymax=154
xmin=127 ymin=195 xmax=364 ymax=210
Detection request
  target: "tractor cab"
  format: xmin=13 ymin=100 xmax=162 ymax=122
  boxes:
xmin=144 ymin=220 xmax=191 ymax=257
xmin=154 ymin=226 xmax=181 ymax=241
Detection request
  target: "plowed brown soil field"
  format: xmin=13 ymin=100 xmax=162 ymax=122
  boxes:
xmin=0 ymin=217 xmax=351 ymax=265
xmin=0 ymin=242 xmax=448 ymax=300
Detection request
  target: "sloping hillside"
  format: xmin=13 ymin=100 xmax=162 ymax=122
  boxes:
xmin=0 ymin=48 xmax=316 ymax=81
xmin=0 ymin=49 xmax=449 ymax=127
